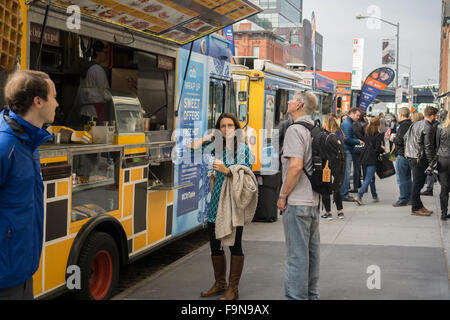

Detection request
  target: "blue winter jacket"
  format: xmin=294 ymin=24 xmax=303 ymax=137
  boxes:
xmin=0 ymin=109 xmax=52 ymax=289
xmin=341 ymin=117 xmax=361 ymax=153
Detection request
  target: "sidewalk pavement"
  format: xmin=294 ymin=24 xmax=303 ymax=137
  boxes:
xmin=113 ymin=176 xmax=450 ymax=300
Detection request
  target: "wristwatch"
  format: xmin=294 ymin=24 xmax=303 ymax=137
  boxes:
xmin=279 ymin=195 xmax=288 ymax=200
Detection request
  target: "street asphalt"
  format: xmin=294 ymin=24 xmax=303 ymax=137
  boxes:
xmin=113 ymin=175 xmax=450 ymax=300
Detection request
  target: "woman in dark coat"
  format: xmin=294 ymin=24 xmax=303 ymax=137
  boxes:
xmin=435 ymin=111 xmax=450 ymax=220
xmin=355 ymin=117 xmax=386 ymax=205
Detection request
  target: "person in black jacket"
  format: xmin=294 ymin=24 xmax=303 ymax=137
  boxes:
xmin=392 ymin=107 xmax=413 ymax=207
xmin=435 ymin=111 xmax=450 ymax=220
xmin=406 ymin=106 xmax=438 ymax=216
xmin=355 ymin=117 xmax=386 ymax=205
xmin=351 ymin=112 xmax=367 ymax=192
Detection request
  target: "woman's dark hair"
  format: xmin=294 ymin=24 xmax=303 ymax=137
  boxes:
xmin=215 ymin=113 xmax=245 ymax=158
xmin=4 ymin=70 xmax=50 ymax=116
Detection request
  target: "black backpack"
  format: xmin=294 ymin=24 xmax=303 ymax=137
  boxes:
xmin=288 ymin=121 xmax=346 ymax=195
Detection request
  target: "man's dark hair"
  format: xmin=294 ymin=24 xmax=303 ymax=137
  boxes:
xmin=92 ymin=41 xmax=106 ymax=59
xmin=4 ymin=70 xmax=50 ymax=116
xmin=349 ymin=107 xmax=360 ymax=115
xmin=424 ymin=106 xmax=438 ymax=117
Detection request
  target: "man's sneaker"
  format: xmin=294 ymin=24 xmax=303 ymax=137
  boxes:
xmin=342 ymin=196 xmax=355 ymax=202
xmin=354 ymin=197 xmax=364 ymax=205
xmin=372 ymin=198 xmax=380 ymax=203
xmin=349 ymin=189 xmax=358 ymax=193
xmin=337 ymin=212 xmax=345 ymax=219
xmin=422 ymin=207 xmax=433 ymax=214
xmin=321 ymin=213 xmax=333 ymax=220
xmin=393 ymin=201 xmax=408 ymax=207
xmin=420 ymin=190 xmax=433 ymax=196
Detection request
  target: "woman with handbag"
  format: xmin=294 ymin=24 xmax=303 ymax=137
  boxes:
xmin=355 ymin=118 xmax=386 ymax=205
xmin=189 ymin=113 xmax=253 ymax=300
xmin=321 ymin=114 xmax=346 ymax=220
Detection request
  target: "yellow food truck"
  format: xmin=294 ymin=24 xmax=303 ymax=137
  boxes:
xmin=231 ymin=59 xmax=310 ymax=222
xmin=0 ymin=0 xmax=261 ymax=299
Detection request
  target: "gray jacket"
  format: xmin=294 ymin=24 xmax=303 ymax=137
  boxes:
xmin=436 ymin=125 xmax=450 ymax=158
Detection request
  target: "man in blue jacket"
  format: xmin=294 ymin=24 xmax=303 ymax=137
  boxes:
xmin=0 ymin=70 xmax=57 ymax=299
xmin=340 ymin=107 xmax=363 ymax=201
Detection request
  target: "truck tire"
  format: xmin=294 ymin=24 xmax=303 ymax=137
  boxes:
xmin=76 ymin=231 xmax=120 ymax=300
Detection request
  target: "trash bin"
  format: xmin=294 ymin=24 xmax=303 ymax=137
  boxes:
xmin=253 ymin=172 xmax=281 ymax=222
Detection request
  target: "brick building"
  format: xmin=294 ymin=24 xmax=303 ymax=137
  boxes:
xmin=233 ymin=22 xmax=286 ymax=66
xmin=440 ymin=0 xmax=450 ymax=109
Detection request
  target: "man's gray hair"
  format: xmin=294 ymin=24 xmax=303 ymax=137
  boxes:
xmin=398 ymin=107 xmax=410 ymax=118
xmin=293 ymin=90 xmax=318 ymax=115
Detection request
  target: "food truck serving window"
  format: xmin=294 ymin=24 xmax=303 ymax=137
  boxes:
xmin=41 ymin=0 xmax=262 ymax=45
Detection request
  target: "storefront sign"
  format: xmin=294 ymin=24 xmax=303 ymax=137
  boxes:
xmin=30 ymin=23 xmax=60 ymax=47
xmin=158 ymin=55 xmax=174 ymax=70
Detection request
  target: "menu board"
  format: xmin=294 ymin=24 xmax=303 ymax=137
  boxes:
xmin=47 ymin=0 xmax=262 ymax=45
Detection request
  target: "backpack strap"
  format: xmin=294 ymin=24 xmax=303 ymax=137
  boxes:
xmin=286 ymin=121 xmax=316 ymax=184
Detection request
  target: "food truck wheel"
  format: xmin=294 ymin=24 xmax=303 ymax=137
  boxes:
xmin=76 ymin=231 xmax=120 ymax=300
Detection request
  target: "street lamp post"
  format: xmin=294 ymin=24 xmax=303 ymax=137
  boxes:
xmin=356 ymin=15 xmax=400 ymax=116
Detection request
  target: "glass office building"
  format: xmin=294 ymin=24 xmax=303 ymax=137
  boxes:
xmin=249 ymin=0 xmax=303 ymax=29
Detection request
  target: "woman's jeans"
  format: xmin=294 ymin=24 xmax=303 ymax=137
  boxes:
xmin=395 ymin=155 xmax=412 ymax=203
xmin=340 ymin=150 xmax=353 ymax=197
xmin=438 ymin=156 xmax=450 ymax=215
xmin=357 ymin=165 xmax=378 ymax=200
xmin=282 ymin=205 xmax=320 ymax=300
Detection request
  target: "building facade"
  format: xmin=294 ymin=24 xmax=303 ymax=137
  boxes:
xmin=440 ymin=0 xmax=450 ymax=109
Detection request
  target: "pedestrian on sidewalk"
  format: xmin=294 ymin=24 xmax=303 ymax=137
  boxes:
xmin=412 ymin=112 xmax=424 ymax=123
xmin=189 ymin=113 xmax=253 ymax=300
xmin=389 ymin=115 xmax=397 ymax=152
xmin=393 ymin=107 xmax=413 ymax=207
xmin=435 ymin=110 xmax=450 ymax=220
xmin=321 ymin=114 xmax=345 ymax=220
xmin=354 ymin=118 xmax=385 ymax=205
xmin=276 ymin=90 xmax=320 ymax=300
xmin=351 ymin=112 xmax=367 ymax=192
xmin=405 ymin=106 xmax=439 ymax=216
xmin=0 ymin=70 xmax=57 ymax=300
xmin=340 ymin=107 xmax=364 ymax=201
xmin=422 ymin=110 xmax=447 ymax=197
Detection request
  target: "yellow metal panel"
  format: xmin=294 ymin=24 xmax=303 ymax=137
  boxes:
xmin=130 ymin=168 xmax=142 ymax=182
xmin=57 ymin=180 xmax=69 ymax=197
xmin=44 ymin=238 xmax=74 ymax=291
xmin=167 ymin=190 xmax=173 ymax=204
xmin=40 ymin=156 xmax=68 ymax=164
xmin=69 ymin=218 xmax=91 ymax=235
xmin=124 ymin=147 xmax=147 ymax=155
xmin=133 ymin=233 xmax=147 ymax=252
xmin=114 ymin=135 xmax=146 ymax=145
xmin=32 ymin=252 xmax=43 ymax=296
xmin=148 ymin=191 xmax=166 ymax=245
xmin=248 ymin=76 xmax=265 ymax=172
xmin=121 ymin=218 xmax=133 ymax=237
xmin=123 ymin=184 xmax=134 ymax=217
xmin=20 ymin=0 xmax=28 ymax=70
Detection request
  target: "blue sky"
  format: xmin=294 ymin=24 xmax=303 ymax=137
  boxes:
xmin=302 ymin=0 xmax=441 ymax=85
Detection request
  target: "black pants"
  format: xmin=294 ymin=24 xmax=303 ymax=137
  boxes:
xmin=207 ymin=222 xmax=243 ymax=256
xmin=0 ymin=278 xmax=33 ymax=300
xmin=322 ymin=191 xmax=343 ymax=212
xmin=409 ymin=157 xmax=429 ymax=211
xmin=438 ymin=156 xmax=450 ymax=215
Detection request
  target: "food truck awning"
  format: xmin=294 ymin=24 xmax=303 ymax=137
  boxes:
xmin=41 ymin=0 xmax=262 ymax=45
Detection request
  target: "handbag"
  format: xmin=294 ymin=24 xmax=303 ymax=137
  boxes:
xmin=376 ymin=153 xmax=396 ymax=179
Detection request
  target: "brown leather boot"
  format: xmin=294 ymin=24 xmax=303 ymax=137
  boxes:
xmin=218 ymin=255 xmax=244 ymax=300
xmin=200 ymin=255 xmax=227 ymax=297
